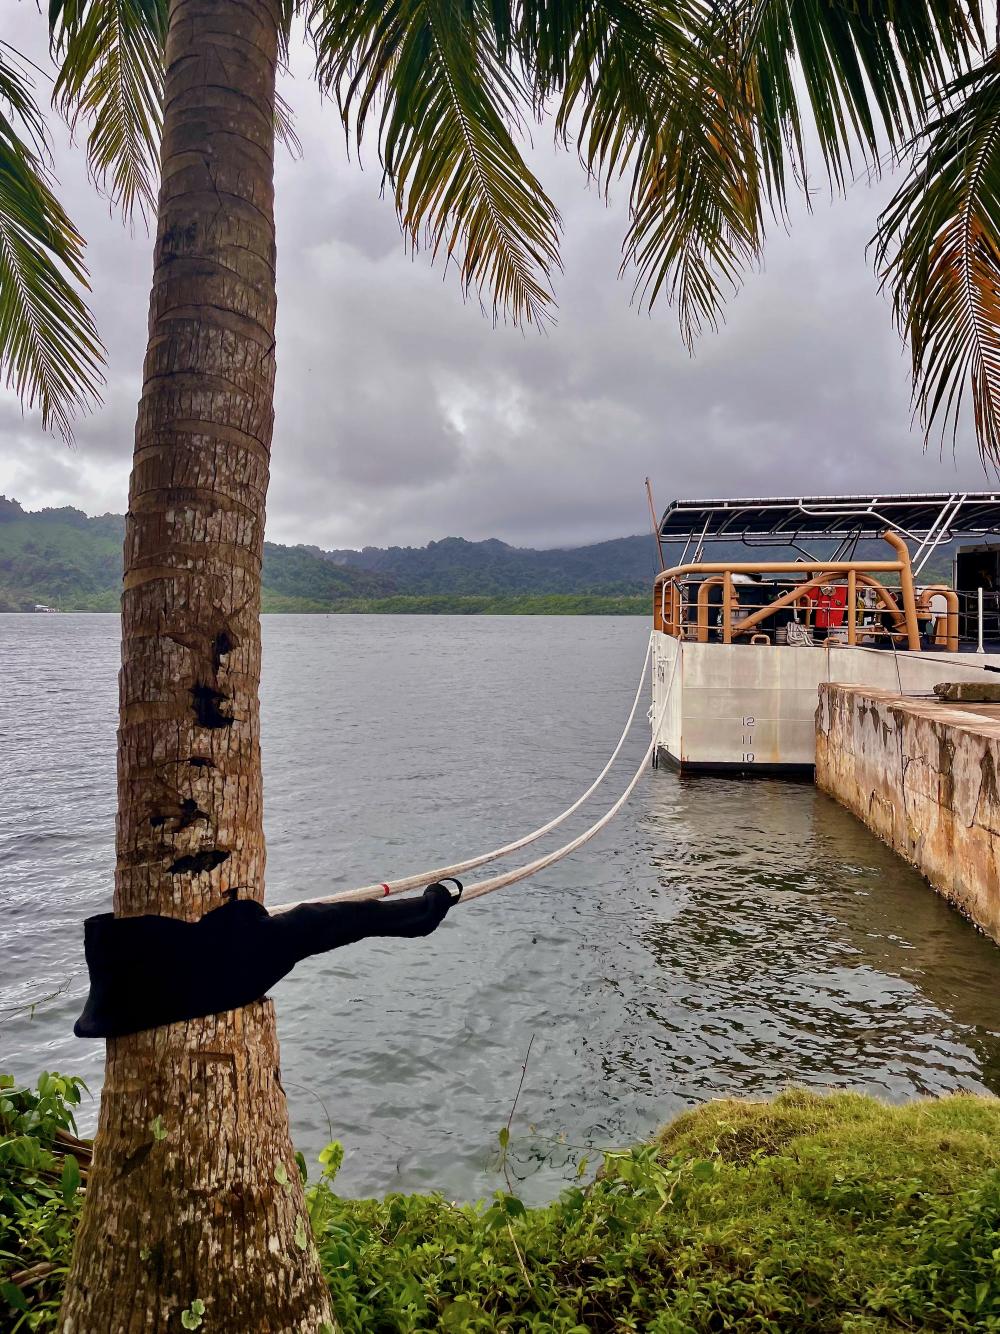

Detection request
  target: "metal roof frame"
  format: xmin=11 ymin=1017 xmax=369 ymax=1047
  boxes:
xmin=658 ymin=492 xmax=1000 ymax=575
xmin=659 ymin=492 xmax=1000 ymax=541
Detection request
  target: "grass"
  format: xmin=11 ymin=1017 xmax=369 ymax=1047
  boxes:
xmin=3 ymin=1078 xmax=1000 ymax=1331
xmin=314 ymin=1088 xmax=1000 ymax=1331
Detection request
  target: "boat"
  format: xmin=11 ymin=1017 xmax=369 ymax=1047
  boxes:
xmin=650 ymin=492 xmax=1000 ymax=774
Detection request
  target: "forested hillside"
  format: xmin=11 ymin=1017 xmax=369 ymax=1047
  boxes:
xmin=0 ymin=495 xmax=959 ymax=613
xmin=0 ymin=498 xmax=395 ymax=611
xmin=0 ymin=497 xmax=657 ymax=612
xmin=320 ymin=534 xmax=658 ymax=594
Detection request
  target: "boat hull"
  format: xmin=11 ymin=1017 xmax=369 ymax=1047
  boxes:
xmin=651 ymin=634 xmax=1000 ymax=774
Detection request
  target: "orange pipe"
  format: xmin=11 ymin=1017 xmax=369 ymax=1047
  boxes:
xmin=655 ymin=559 xmax=903 ymax=591
xmin=657 ymin=533 xmax=920 ymax=645
xmin=730 ymin=569 xmax=905 ymax=637
xmin=691 ymin=568 xmax=907 ymax=642
xmin=916 ymin=585 xmax=959 ymax=653
xmin=847 ymin=568 xmax=857 ymax=646
xmin=942 ymin=588 xmax=960 ymax=653
xmin=723 ymin=571 xmax=734 ymax=644
xmin=695 ymin=575 xmax=725 ymax=643
xmin=881 ymin=530 xmax=920 ymax=651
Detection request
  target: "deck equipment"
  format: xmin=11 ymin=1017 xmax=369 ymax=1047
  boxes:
xmin=651 ymin=491 xmax=1000 ymax=772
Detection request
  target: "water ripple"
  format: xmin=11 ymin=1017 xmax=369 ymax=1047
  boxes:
xmin=2 ymin=614 xmax=999 ymax=1204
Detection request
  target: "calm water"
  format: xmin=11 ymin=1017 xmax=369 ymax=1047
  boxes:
xmin=2 ymin=614 xmax=999 ymax=1204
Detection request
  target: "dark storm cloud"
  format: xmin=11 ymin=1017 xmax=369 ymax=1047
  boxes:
xmin=0 ymin=8 xmax=989 ymax=548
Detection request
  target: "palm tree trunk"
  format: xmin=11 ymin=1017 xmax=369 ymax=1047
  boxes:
xmin=60 ymin=1 xmax=334 ymax=1329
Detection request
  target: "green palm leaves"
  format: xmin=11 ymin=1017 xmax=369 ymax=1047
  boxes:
xmin=0 ymin=42 xmax=102 ymax=439
xmin=310 ymin=0 xmax=561 ymax=324
xmin=619 ymin=0 xmax=983 ymax=348
xmin=878 ymin=59 xmax=1000 ymax=462
xmin=49 ymin=0 xmax=166 ymax=221
xmin=741 ymin=0 xmax=980 ymax=202
xmin=6 ymin=0 xmax=1000 ymax=458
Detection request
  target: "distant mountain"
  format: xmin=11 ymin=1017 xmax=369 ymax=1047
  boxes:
xmin=0 ymin=500 xmax=126 ymax=610
xmin=318 ymin=534 xmax=659 ymax=595
xmin=319 ymin=532 xmax=960 ymax=592
xmin=0 ymin=495 xmax=959 ymax=613
xmin=0 ymin=497 xmax=661 ymax=612
xmin=0 ymin=498 xmax=395 ymax=612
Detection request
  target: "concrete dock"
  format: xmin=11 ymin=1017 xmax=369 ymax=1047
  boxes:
xmin=816 ymin=683 xmax=1000 ymax=945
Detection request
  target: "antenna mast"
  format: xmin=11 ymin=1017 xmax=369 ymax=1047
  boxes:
xmin=645 ymin=478 xmax=666 ymax=572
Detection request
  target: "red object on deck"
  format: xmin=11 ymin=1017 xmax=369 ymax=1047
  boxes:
xmin=809 ymin=584 xmax=848 ymax=628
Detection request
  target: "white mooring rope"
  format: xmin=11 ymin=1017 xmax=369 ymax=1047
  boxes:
xmin=460 ymin=667 xmax=676 ymax=904
xmin=271 ymin=633 xmax=675 ymax=914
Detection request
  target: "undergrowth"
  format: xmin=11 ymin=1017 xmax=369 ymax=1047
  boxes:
xmin=3 ymin=1078 xmax=999 ymax=1331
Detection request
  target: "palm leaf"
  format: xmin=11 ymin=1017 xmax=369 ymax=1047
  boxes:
xmin=737 ymin=0 xmax=984 ymax=205
xmin=518 ymin=0 xmax=762 ymax=342
xmin=276 ymin=89 xmax=303 ymax=159
xmin=309 ymin=0 xmax=561 ymax=325
xmin=592 ymin=0 xmax=985 ymax=346
xmin=49 ymin=0 xmax=166 ymax=221
xmin=0 ymin=42 xmax=104 ymax=439
xmin=625 ymin=78 xmax=763 ymax=344
xmin=876 ymin=56 xmax=1000 ymax=464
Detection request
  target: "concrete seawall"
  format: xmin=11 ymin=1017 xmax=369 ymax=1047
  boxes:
xmin=816 ymin=684 xmax=1000 ymax=944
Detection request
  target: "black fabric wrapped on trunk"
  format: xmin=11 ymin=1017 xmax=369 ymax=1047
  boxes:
xmin=74 ymin=884 xmax=457 ymax=1039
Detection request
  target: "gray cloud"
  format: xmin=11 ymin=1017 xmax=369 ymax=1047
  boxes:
xmin=0 ymin=8 xmax=990 ymax=549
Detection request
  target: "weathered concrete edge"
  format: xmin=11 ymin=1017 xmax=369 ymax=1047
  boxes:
xmin=816 ymin=683 xmax=1000 ymax=946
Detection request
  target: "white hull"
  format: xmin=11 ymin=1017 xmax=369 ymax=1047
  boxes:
xmin=651 ymin=635 xmax=1000 ymax=772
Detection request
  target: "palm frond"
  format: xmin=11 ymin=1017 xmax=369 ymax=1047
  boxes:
xmin=49 ymin=0 xmax=166 ymax=221
xmin=546 ymin=0 xmax=982 ymax=349
xmin=308 ymin=0 xmax=561 ymax=325
xmin=0 ymin=42 xmax=104 ymax=439
xmin=877 ymin=57 xmax=1000 ymax=465
xmin=515 ymin=0 xmax=763 ymax=342
xmin=519 ymin=0 xmax=709 ymax=170
xmin=625 ymin=77 xmax=763 ymax=345
xmin=737 ymin=0 xmax=985 ymax=206
xmin=277 ymin=0 xmax=297 ymax=59
xmin=276 ymin=89 xmax=303 ymax=159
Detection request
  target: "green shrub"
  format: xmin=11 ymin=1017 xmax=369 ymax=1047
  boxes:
xmin=3 ymin=1079 xmax=1000 ymax=1332
xmin=307 ymin=1092 xmax=1000 ymax=1332
xmin=0 ymin=1073 xmax=87 ymax=1331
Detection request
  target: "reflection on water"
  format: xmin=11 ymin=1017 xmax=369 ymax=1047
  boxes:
xmin=634 ymin=777 xmax=1000 ymax=1103
xmin=1 ymin=614 xmax=998 ymax=1205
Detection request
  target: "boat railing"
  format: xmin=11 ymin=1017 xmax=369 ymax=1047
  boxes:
xmin=954 ymin=587 xmax=1000 ymax=645
xmin=652 ymin=531 xmax=961 ymax=651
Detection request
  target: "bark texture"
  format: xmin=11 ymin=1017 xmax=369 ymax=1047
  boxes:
xmin=60 ymin=1 xmax=335 ymax=1329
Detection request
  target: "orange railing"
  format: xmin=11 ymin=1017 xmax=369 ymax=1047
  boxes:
xmin=651 ymin=531 xmax=956 ymax=651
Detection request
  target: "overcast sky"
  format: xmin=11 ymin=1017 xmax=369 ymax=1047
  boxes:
xmin=2 ymin=5 xmax=995 ymax=550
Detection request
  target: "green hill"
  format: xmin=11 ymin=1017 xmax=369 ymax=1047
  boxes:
xmin=0 ymin=497 xmax=657 ymax=613
xmin=319 ymin=533 xmax=658 ymax=595
xmin=0 ymin=494 xmax=958 ymax=615
xmin=0 ymin=499 xmax=125 ymax=610
xmin=0 ymin=498 xmax=395 ymax=612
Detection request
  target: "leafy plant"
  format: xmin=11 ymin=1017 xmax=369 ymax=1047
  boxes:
xmin=6 ymin=1076 xmax=1000 ymax=1332
xmin=0 ymin=1073 xmax=88 ymax=1332
xmin=179 ymin=1297 xmax=205 ymax=1330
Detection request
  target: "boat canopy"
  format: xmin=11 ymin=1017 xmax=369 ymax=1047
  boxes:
xmin=659 ymin=492 xmax=1000 ymax=546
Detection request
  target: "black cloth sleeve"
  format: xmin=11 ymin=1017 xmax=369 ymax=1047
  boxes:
xmin=271 ymin=884 xmax=455 ymax=959
xmin=74 ymin=883 xmax=457 ymax=1039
